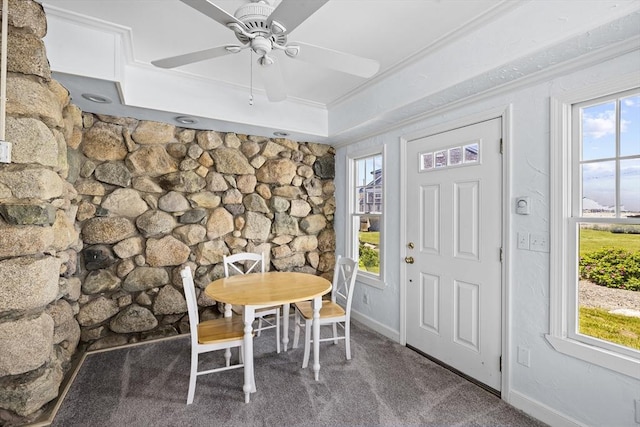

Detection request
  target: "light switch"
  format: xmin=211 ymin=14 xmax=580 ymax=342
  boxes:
xmin=515 ymin=196 xmax=530 ymax=215
xmin=0 ymin=141 xmax=11 ymax=164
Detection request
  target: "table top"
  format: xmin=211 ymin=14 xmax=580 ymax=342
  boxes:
xmin=205 ymin=271 xmax=332 ymax=306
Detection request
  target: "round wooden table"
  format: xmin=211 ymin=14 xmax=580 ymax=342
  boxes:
xmin=205 ymin=271 xmax=332 ymax=403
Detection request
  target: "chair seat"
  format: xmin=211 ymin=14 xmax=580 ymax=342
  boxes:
xmin=198 ymin=317 xmax=246 ymax=344
xmin=294 ymin=300 xmax=345 ymax=320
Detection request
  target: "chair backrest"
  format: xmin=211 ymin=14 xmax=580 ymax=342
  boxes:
xmin=331 ymin=256 xmax=358 ymax=318
xmin=223 ymin=252 xmax=265 ymax=277
xmin=180 ymin=266 xmax=200 ymax=347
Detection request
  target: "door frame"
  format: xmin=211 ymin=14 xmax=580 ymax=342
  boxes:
xmin=399 ymin=105 xmax=513 ymax=399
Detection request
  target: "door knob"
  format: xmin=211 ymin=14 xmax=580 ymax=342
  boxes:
xmin=404 ymin=256 xmax=414 ymax=264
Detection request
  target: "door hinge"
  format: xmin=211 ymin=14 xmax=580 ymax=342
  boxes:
xmin=499 ymin=247 xmax=503 ymax=262
xmin=499 ymin=355 xmax=502 ymax=372
xmin=499 ymin=138 xmax=504 ymax=154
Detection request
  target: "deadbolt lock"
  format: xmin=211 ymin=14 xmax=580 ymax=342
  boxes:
xmin=407 ymin=242 xmax=415 ymax=249
xmin=404 ymin=256 xmax=414 ymax=264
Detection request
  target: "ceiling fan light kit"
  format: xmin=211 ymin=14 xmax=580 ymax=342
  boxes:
xmin=152 ymin=0 xmax=380 ymax=102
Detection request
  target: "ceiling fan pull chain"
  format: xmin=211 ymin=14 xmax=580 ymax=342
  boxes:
xmin=249 ymin=50 xmax=254 ymax=106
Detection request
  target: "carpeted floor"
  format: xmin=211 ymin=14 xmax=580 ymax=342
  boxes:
xmin=51 ymin=321 xmax=546 ymax=426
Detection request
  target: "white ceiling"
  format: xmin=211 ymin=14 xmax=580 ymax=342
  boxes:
xmin=39 ymin=0 xmax=640 ymax=144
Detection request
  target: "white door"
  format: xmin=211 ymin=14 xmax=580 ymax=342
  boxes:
xmin=405 ymin=118 xmax=502 ymax=391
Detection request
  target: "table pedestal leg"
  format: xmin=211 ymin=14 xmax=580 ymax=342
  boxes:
xmin=242 ymin=306 xmax=255 ymax=403
xmin=312 ymin=296 xmax=321 ymax=381
xmin=282 ymin=303 xmax=290 ymax=351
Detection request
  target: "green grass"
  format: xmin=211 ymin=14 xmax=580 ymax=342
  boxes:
xmin=579 ymin=228 xmax=640 ymax=257
xmin=579 ymin=307 xmax=640 ymax=350
xmin=359 ymin=231 xmax=380 ymax=245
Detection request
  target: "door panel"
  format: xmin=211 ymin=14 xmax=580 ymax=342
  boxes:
xmin=406 ymin=118 xmax=502 ymax=391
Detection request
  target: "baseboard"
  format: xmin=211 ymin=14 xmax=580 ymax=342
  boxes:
xmin=350 ymin=310 xmax=400 ymax=342
xmin=508 ymin=389 xmax=586 ymax=427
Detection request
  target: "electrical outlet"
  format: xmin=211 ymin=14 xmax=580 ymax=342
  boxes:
xmin=0 ymin=141 xmax=11 ymax=163
xmin=530 ymin=232 xmax=549 ymax=252
xmin=517 ymin=232 xmax=529 ymax=250
xmin=363 ymin=293 xmax=369 ymax=305
xmin=517 ymin=346 xmax=531 ymax=367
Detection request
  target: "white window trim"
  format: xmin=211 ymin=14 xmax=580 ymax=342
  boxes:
xmin=346 ymin=146 xmax=386 ymax=289
xmin=547 ymin=72 xmax=640 ymax=379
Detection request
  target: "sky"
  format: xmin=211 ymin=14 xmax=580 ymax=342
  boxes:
xmin=581 ymin=93 xmax=640 ymax=214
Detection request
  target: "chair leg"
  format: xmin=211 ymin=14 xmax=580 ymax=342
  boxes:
xmin=275 ymin=308 xmax=281 ymax=354
xmin=224 ymin=348 xmax=231 ymax=367
xmin=345 ymin=321 xmax=351 ymax=360
xmin=302 ymin=318 xmax=312 ymax=369
xmin=257 ymin=317 xmax=263 ymax=337
xmin=292 ymin=311 xmax=301 ymax=349
xmin=332 ymin=322 xmax=338 ymax=345
xmin=187 ymin=351 xmax=198 ymax=404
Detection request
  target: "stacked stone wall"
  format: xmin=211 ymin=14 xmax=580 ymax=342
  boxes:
xmin=0 ymin=1 xmax=82 ymax=424
xmin=72 ymin=115 xmax=336 ymax=350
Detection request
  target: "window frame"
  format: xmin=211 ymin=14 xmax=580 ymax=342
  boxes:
xmin=347 ymin=146 xmax=386 ymax=289
xmin=548 ymin=73 xmax=640 ymax=379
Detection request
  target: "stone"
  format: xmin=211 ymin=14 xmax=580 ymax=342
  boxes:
xmin=323 ymin=181 xmax=335 ymax=195
xmin=300 ymin=214 xmax=327 ymax=234
xmin=237 ymin=174 xmax=257 ymax=193
xmin=82 ymin=270 xmax=121 ymax=294
xmin=116 ymin=258 xmax=136 ymax=278
xmin=0 ymin=165 xmax=64 ymax=199
xmin=256 ymin=158 xmax=297 ymax=185
xmin=77 ymin=296 xmax=119 ymax=327
xmin=242 ymin=211 xmax=272 ymax=242
xmin=0 ymin=255 xmax=60 ymax=313
xmin=80 ymin=325 xmax=106 ymax=342
xmin=110 ymin=304 xmax=158 ymax=333
xmin=290 ymin=199 xmax=312 ymax=217
xmin=297 ymin=164 xmax=314 ymax=179
xmin=317 ymin=228 xmax=336 ymax=252
xmin=87 ymin=335 xmax=128 ymax=351
xmin=82 ymin=217 xmax=137 ymax=244
xmin=136 ymin=210 xmax=177 ymax=237
xmin=158 ymin=171 xmax=206 ymax=192
xmin=212 ymin=147 xmax=254 ymax=175
xmin=224 ymin=235 xmax=248 ymax=249
xmin=275 ymin=138 xmax=299 ymax=151
xmin=94 ymin=161 xmax=132 ymax=187
xmin=195 ymin=240 xmax=229 ymax=265
xmin=0 ymin=224 xmax=53 ymax=258
xmin=0 ymin=202 xmax=56 ymax=226
xmin=271 ymin=185 xmax=302 ymax=199
xmin=51 ymin=210 xmax=79 ymax=251
xmin=240 ymin=140 xmax=260 ymax=158
xmin=6 ymin=74 xmax=63 ymax=128
xmin=271 ymin=253 xmax=306 ymax=271
xmin=224 ymin=133 xmax=242 ymax=148
xmin=223 ymin=188 xmax=243 ymax=205
xmin=250 ymin=155 xmax=266 ymax=169
xmin=179 ymin=157 xmax=199 ymax=171
xmin=261 ymin=140 xmax=285 ymax=158
xmin=0 ymin=313 xmax=54 ymax=376
xmin=272 ymin=235 xmax=293 ymax=245
xmin=205 ymin=172 xmax=229 ymax=192
xmin=81 ymin=122 xmax=128 ymax=161
xmin=273 ymin=212 xmax=299 ymax=236
xmin=153 ymin=285 xmax=187 ymax=315
xmin=324 ymin=197 xmax=336 ymax=215
xmin=158 ymin=191 xmax=190 ymax=212
xmin=113 ymin=236 xmax=144 ymax=259
xmin=303 ymin=177 xmax=323 ymax=197
xmin=136 ymin=292 xmax=153 ymax=306
xmin=187 ymin=144 xmax=204 ymax=159
xmin=82 ymin=245 xmax=117 ymax=271
xmin=306 ymin=143 xmax=331 ymax=157
xmin=177 ymin=128 xmax=196 ymax=143
xmin=290 ymin=235 xmax=318 ymax=252
xmin=198 ymin=151 xmax=213 ymax=167
xmin=60 ymin=277 xmax=82 ymax=302
xmin=314 ymin=156 xmax=335 ymax=179
xmin=2 ymin=0 xmax=47 ymax=38
xmin=256 ymin=183 xmax=271 ymax=200
xmin=6 ymin=117 xmax=58 ymax=168
xmin=166 ymin=142 xmax=187 ymax=158
xmin=197 ymin=130 xmax=223 ymax=150
xmin=123 ymin=267 xmax=169 ymax=292
xmin=132 ymin=176 xmax=164 ymax=193
xmin=272 ymin=245 xmax=292 ymax=259
xmin=146 ymin=236 xmax=190 ymax=267
xmin=187 ymin=191 xmax=220 ymax=209
xmin=173 ymin=224 xmax=207 ymax=246
xmin=101 ymin=188 xmax=149 ymax=218
xmin=0 ymin=361 xmax=63 ymax=418
xmin=126 ymin=145 xmax=178 ymax=177
xmin=179 ymin=208 xmax=207 ymax=224
xmin=318 ymin=252 xmax=336 ymax=272
xmin=131 ymin=120 xmax=175 ymax=144
xmin=48 ymin=299 xmax=79 ymax=347
xmin=271 ymin=196 xmax=290 ymax=213
xmin=243 ymin=193 xmax=270 ymax=213
xmin=206 ymin=207 xmax=234 ymax=239
xmin=75 ymin=179 xmax=106 ymax=196
xmin=307 ymin=251 xmax=320 ymax=269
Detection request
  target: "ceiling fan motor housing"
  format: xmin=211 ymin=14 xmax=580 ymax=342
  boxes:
xmin=234 ymin=0 xmax=287 ymax=46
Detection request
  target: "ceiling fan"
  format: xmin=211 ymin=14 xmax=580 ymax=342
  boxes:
xmin=151 ymin=0 xmax=380 ymax=102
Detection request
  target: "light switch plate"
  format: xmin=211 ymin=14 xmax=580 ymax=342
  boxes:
xmin=0 ymin=141 xmax=12 ymax=163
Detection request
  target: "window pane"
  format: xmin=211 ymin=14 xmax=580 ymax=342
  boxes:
xmin=621 ymin=158 xmax=640 ymax=218
xmin=581 ymin=101 xmax=616 ymax=161
xmin=357 ymin=215 xmax=380 ymax=275
xmin=620 ymin=95 xmax=640 ymax=157
xmin=578 ymin=223 xmax=640 ymax=351
xmin=582 ymin=161 xmax=615 ymax=217
xmin=355 ymin=155 xmax=382 ymax=214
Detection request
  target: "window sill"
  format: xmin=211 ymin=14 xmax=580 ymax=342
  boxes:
xmin=357 ymin=272 xmax=386 ymax=289
xmin=545 ymin=334 xmax=640 ymax=379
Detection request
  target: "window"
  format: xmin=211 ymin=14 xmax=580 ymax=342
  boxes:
xmin=549 ymin=75 xmax=640 ymax=379
xmin=348 ymin=149 xmax=384 ymax=288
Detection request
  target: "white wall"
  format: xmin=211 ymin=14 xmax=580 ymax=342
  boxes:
xmin=335 ymin=51 xmax=640 ymax=427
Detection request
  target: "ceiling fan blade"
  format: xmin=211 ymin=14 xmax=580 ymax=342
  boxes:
xmin=180 ymin=0 xmax=247 ymax=30
xmin=259 ymin=60 xmax=287 ymax=102
xmin=266 ymin=0 xmax=329 ymax=35
xmin=152 ymin=46 xmax=235 ymax=68
xmin=291 ymin=42 xmax=380 ymax=78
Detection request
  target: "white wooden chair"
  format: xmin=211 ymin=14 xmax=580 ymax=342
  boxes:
xmin=223 ymin=252 xmax=281 ymax=353
xmin=292 ymin=255 xmax=358 ymax=368
xmin=181 ymin=266 xmax=248 ymax=404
